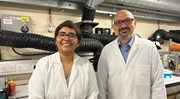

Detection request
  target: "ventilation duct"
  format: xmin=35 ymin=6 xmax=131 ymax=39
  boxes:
xmin=0 ymin=0 xmax=104 ymax=10
xmin=84 ymin=0 xmax=104 ymax=8
xmin=76 ymin=38 xmax=104 ymax=54
xmin=1 ymin=0 xmax=180 ymax=21
xmin=88 ymin=33 xmax=117 ymax=45
xmin=77 ymin=3 xmax=99 ymax=38
xmin=0 ymin=30 xmax=56 ymax=52
xmin=0 ymin=30 xmax=104 ymax=53
xmin=148 ymin=29 xmax=180 ymax=44
xmin=104 ymin=0 xmax=180 ymax=15
xmin=0 ymin=30 xmax=104 ymax=70
xmin=66 ymin=0 xmax=104 ymax=8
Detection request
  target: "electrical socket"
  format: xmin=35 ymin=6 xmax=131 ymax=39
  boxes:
xmin=0 ymin=59 xmax=38 ymax=76
xmin=7 ymin=65 xmax=16 ymax=72
xmin=16 ymin=64 xmax=32 ymax=72
xmin=0 ymin=64 xmax=16 ymax=73
xmin=0 ymin=64 xmax=8 ymax=73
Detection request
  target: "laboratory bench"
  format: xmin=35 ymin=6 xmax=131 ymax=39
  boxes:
xmin=12 ymin=76 xmax=180 ymax=99
xmin=165 ymin=75 xmax=180 ymax=99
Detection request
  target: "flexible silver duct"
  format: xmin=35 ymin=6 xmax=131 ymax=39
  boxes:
xmin=105 ymin=0 xmax=180 ymax=15
xmin=85 ymin=0 xmax=104 ymax=8
xmin=65 ymin=0 xmax=104 ymax=8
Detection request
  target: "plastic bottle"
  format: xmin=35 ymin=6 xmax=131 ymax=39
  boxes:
xmin=8 ymin=78 xmax=16 ymax=98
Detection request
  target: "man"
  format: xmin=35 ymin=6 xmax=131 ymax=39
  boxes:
xmin=97 ymin=10 xmax=167 ymax=99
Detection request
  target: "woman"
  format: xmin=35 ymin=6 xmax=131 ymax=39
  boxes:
xmin=28 ymin=20 xmax=99 ymax=99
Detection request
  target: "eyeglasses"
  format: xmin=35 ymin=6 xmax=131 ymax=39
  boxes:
xmin=58 ymin=32 xmax=77 ymax=40
xmin=114 ymin=18 xmax=134 ymax=26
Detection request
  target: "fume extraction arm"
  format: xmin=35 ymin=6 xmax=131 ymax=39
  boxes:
xmin=0 ymin=30 xmax=104 ymax=71
xmin=78 ymin=0 xmax=117 ymax=45
xmin=148 ymin=29 xmax=180 ymax=44
xmin=0 ymin=30 xmax=104 ymax=54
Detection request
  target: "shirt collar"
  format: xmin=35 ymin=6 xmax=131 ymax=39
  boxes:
xmin=55 ymin=52 xmax=79 ymax=64
xmin=118 ymin=34 xmax=135 ymax=47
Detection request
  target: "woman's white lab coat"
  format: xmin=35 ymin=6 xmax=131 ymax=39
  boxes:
xmin=97 ymin=35 xmax=167 ymax=99
xmin=28 ymin=52 xmax=98 ymax=99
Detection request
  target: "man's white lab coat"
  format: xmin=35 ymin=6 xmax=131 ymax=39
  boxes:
xmin=28 ymin=52 xmax=98 ymax=99
xmin=97 ymin=35 xmax=167 ymax=99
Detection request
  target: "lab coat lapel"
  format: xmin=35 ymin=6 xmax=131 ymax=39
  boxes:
xmin=68 ymin=54 xmax=79 ymax=90
xmin=113 ymin=38 xmax=126 ymax=65
xmin=126 ymin=35 xmax=139 ymax=64
xmin=54 ymin=52 xmax=67 ymax=89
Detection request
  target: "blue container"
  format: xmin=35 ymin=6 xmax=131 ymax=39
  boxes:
xmin=0 ymin=88 xmax=8 ymax=99
xmin=163 ymin=69 xmax=172 ymax=80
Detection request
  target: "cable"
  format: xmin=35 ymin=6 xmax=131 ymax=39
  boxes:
xmin=12 ymin=47 xmax=54 ymax=56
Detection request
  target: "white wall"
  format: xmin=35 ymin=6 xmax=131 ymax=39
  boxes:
xmin=0 ymin=2 xmax=180 ymax=60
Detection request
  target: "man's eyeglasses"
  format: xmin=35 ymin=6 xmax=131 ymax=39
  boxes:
xmin=114 ymin=18 xmax=134 ymax=26
xmin=58 ymin=32 xmax=77 ymax=40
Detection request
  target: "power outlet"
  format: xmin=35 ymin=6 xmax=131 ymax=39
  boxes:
xmin=16 ymin=64 xmax=32 ymax=72
xmin=0 ymin=59 xmax=38 ymax=76
xmin=7 ymin=65 xmax=16 ymax=72
xmin=0 ymin=64 xmax=7 ymax=73
xmin=0 ymin=64 xmax=16 ymax=73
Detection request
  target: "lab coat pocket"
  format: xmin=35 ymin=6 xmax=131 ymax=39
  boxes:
xmin=135 ymin=65 xmax=150 ymax=86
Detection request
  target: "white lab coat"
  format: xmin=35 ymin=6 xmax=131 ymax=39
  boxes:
xmin=28 ymin=52 xmax=99 ymax=99
xmin=97 ymin=35 xmax=167 ymax=99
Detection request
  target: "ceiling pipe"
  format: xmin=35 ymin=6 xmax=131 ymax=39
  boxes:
xmin=104 ymin=0 xmax=180 ymax=15
xmin=84 ymin=0 xmax=104 ymax=8
xmin=1 ymin=0 xmax=180 ymax=21
xmin=100 ymin=2 xmax=180 ymax=18
xmin=96 ymin=3 xmax=180 ymax=22
xmin=65 ymin=0 xmax=105 ymax=8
